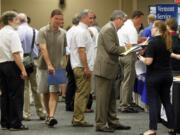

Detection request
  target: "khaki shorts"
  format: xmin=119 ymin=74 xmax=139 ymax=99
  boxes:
xmin=37 ymin=69 xmax=60 ymax=93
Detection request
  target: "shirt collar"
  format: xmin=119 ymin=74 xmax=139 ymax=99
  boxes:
xmin=111 ymin=22 xmax=117 ymax=32
xmin=4 ymin=25 xmax=16 ymax=31
xmin=79 ymin=22 xmax=88 ymax=29
xmin=20 ymin=23 xmax=28 ymax=26
xmin=47 ymin=24 xmax=61 ymax=32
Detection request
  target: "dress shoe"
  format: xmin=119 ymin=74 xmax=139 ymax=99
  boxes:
xmin=130 ymin=104 xmax=144 ymax=112
xmin=9 ymin=124 xmax=29 ymax=131
xmin=85 ymin=108 xmax=94 ymax=113
xmin=119 ymin=107 xmax=138 ymax=113
xmin=140 ymin=132 xmax=156 ymax=135
xmin=73 ymin=121 xmax=93 ymax=127
xmin=110 ymin=124 xmax=131 ymax=130
xmin=169 ymin=131 xmax=176 ymax=135
xmin=96 ymin=127 xmax=114 ymax=133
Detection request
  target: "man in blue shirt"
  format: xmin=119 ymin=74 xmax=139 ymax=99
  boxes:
xmin=17 ymin=13 xmax=46 ymax=121
xmin=142 ymin=14 xmax=156 ymax=41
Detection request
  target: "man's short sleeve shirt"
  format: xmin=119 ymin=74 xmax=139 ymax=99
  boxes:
xmin=70 ymin=22 xmax=94 ymax=71
xmin=117 ymin=19 xmax=138 ymax=47
xmin=37 ymin=25 xmax=67 ymax=69
xmin=0 ymin=25 xmax=23 ymax=63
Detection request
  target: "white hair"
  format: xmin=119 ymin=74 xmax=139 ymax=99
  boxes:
xmin=18 ymin=13 xmax=27 ymax=23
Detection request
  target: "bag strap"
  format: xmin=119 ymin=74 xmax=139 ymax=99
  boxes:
xmin=30 ymin=29 xmax=36 ymax=53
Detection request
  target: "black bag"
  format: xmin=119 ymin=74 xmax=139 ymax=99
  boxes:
xmin=23 ymin=29 xmax=35 ymax=75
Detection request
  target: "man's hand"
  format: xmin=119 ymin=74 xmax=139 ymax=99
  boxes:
xmin=88 ymin=30 xmax=94 ymax=37
xmin=125 ymin=44 xmax=132 ymax=50
xmin=84 ymin=67 xmax=91 ymax=78
xmin=48 ymin=64 xmax=55 ymax=75
xmin=138 ymin=47 xmax=147 ymax=55
xmin=21 ymin=70 xmax=27 ymax=80
xmin=138 ymin=37 xmax=147 ymax=42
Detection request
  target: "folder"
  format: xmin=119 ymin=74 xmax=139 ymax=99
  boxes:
xmin=121 ymin=37 xmax=149 ymax=56
xmin=47 ymin=69 xmax=66 ymax=85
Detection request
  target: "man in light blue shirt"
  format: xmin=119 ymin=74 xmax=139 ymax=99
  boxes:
xmin=17 ymin=13 xmax=45 ymax=121
xmin=18 ymin=15 xmax=39 ymax=58
xmin=142 ymin=14 xmax=156 ymax=41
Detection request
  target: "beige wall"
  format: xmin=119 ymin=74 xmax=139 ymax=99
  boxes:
xmin=1 ymin=0 xmax=179 ymax=29
xmin=0 ymin=0 xmax=1 ymax=15
xmin=1 ymin=0 xmax=119 ymax=29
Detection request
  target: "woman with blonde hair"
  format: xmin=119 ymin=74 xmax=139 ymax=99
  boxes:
xmin=138 ymin=20 xmax=180 ymax=135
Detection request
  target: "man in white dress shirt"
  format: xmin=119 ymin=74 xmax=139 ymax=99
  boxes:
xmin=0 ymin=11 xmax=28 ymax=130
xmin=117 ymin=10 xmax=144 ymax=113
xmin=70 ymin=9 xmax=94 ymax=127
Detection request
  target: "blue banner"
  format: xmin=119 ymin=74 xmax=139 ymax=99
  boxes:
xmin=156 ymin=4 xmax=178 ymax=21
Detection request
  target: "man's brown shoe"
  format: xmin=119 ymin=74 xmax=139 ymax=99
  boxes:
xmin=73 ymin=121 xmax=93 ymax=127
xmin=96 ymin=127 xmax=114 ymax=132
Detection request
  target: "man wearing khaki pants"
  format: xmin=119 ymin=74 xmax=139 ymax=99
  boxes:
xmin=70 ymin=9 xmax=94 ymax=127
xmin=94 ymin=10 xmax=131 ymax=133
xmin=17 ymin=13 xmax=45 ymax=121
xmin=117 ymin=10 xmax=144 ymax=113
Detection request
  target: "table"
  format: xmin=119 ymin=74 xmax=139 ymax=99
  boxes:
xmin=161 ymin=79 xmax=180 ymax=133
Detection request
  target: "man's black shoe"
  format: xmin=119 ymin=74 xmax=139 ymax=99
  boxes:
xmin=66 ymin=106 xmax=74 ymax=111
xmin=96 ymin=127 xmax=114 ymax=132
xmin=110 ymin=124 xmax=131 ymax=130
xmin=119 ymin=107 xmax=138 ymax=113
xmin=9 ymin=124 xmax=28 ymax=131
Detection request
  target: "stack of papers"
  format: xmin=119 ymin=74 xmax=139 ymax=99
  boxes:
xmin=121 ymin=37 xmax=149 ymax=56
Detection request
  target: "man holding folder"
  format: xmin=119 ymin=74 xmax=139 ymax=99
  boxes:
xmin=37 ymin=9 xmax=66 ymax=127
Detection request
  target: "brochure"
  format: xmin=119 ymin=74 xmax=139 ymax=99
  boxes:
xmin=47 ymin=69 xmax=66 ymax=85
xmin=121 ymin=37 xmax=149 ymax=56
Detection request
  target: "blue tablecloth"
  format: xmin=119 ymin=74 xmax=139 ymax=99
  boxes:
xmin=134 ymin=73 xmax=148 ymax=104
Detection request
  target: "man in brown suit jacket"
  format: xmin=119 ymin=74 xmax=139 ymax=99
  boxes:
xmin=94 ymin=10 xmax=131 ymax=133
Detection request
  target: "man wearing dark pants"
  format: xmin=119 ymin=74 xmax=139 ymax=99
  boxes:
xmin=65 ymin=15 xmax=79 ymax=111
xmin=65 ymin=58 xmax=77 ymax=111
xmin=0 ymin=11 xmax=28 ymax=130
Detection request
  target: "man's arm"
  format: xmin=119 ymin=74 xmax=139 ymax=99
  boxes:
xmin=102 ymin=29 xmax=125 ymax=55
xmin=13 ymin=52 xmax=27 ymax=80
xmin=39 ymin=44 xmax=55 ymax=74
xmin=78 ymin=47 xmax=91 ymax=77
xmin=138 ymin=55 xmax=153 ymax=65
xmin=171 ymin=53 xmax=180 ymax=60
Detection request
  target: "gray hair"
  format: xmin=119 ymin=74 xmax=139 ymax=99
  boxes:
xmin=110 ymin=10 xmax=127 ymax=21
xmin=1 ymin=11 xmax=18 ymax=26
xmin=72 ymin=14 xmax=80 ymax=25
xmin=18 ymin=13 xmax=28 ymax=23
xmin=79 ymin=9 xmax=94 ymax=19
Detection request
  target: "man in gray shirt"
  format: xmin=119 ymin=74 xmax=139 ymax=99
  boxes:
xmin=37 ymin=9 xmax=66 ymax=127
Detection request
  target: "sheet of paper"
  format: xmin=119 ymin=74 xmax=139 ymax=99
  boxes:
xmin=120 ymin=37 xmax=149 ymax=56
